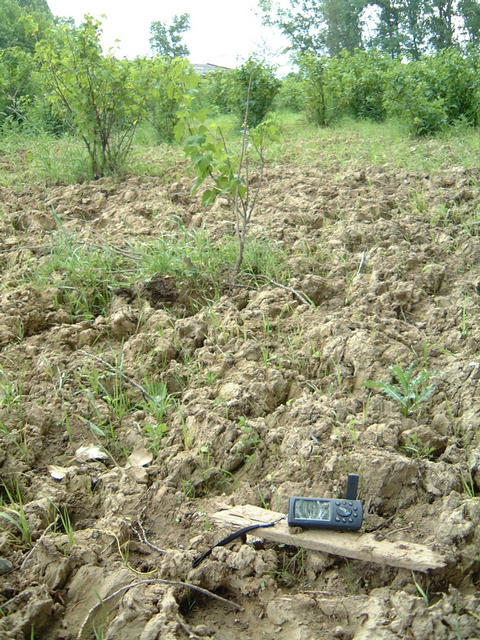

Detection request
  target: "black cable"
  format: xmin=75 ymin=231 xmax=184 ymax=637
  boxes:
xmin=192 ymin=517 xmax=284 ymax=568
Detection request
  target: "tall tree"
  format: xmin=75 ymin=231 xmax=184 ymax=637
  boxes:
xmin=258 ymin=0 xmax=364 ymax=57
xmin=0 ymin=0 xmax=52 ymax=51
xmin=365 ymin=0 xmax=428 ymax=59
xmin=403 ymin=0 xmax=428 ymax=59
xmin=19 ymin=0 xmax=52 ymax=12
xmin=149 ymin=13 xmax=190 ymax=58
xmin=458 ymin=0 xmax=480 ymax=44
xmin=370 ymin=0 xmax=404 ymax=57
xmin=323 ymin=0 xmax=365 ymax=55
xmin=426 ymin=0 xmax=456 ymax=50
xmin=260 ymin=0 xmax=480 ymax=59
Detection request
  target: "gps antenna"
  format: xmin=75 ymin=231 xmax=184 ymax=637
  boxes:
xmin=345 ymin=474 xmax=359 ymax=501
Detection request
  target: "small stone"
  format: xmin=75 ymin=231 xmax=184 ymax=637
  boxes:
xmin=123 ymin=189 xmax=137 ymax=202
xmin=192 ymin=624 xmax=215 ymax=637
xmin=0 ymin=557 xmax=13 ymax=575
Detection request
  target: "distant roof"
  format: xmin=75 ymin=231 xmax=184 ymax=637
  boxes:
xmin=193 ymin=63 xmax=232 ymax=75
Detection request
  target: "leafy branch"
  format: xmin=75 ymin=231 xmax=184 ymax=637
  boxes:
xmin=175 ymin=76 xmax=278 ymax=275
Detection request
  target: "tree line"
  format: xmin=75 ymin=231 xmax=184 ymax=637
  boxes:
xmin=259 ymin=0 xmax=480 ymax=59
xmin=0 ymin=0 xmax=479 ymax=183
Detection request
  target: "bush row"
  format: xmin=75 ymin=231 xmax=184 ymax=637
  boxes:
xmin=1 ymin=16 xmax=479 ymax=172
xmin=283 ymin=48 xmax=480 ymax=136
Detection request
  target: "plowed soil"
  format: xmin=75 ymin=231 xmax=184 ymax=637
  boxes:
xmin=1 ymin=150 xmax=480 ymax=639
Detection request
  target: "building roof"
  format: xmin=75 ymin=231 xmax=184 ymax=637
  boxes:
xmin=193 ymin=63 xmax=232 ymax=75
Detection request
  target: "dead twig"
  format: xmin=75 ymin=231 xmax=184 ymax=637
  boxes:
xmin=267 ymin=279 xmax=313 ymax=306
xmin=20 ymin=518 xmax=58 ymax=570
xmin=356 ymin=251 xmax=366 ymax=275
xmin=176 ymin=614 xmax=203 ymax=640
xmin=132 ymin=519 xmax=166 ymax=555
xmin=0 ymin=587 xmax=37 ymax=612
xmin=77 ymin=579 xmax=243 ymax=639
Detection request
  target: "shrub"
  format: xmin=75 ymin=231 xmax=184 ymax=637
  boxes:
xmin=36 ymin=16 xmax=151 ymax=177
xmin=384 ymin=49 xmax=480 ymax=135
xmin=0 ymin=47 xmax=37 ymax=125
xmin=384 ymin=62 xmax=447 ymax=136
xmin=336 ymin=49 xmax=390 ymax=121
xmin=298 ymin=54 xmax=330 ymax=125
xmin=299 ymin=49 xmax=391 ymax=126
xmin=274 ymin=72 xmax=306 ymax=112
xmin=197 ymin=68 xmax=234 ymax=115
xmin=228 ymin=57 xmax=280 ymax=128
xmin=136 ymin=56 xmax=199 ymax=143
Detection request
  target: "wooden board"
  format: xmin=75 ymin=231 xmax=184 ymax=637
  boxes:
xmin=211 ymin=504 xmax=447 ymax=573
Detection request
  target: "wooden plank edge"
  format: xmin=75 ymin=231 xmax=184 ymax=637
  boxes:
xmin=211 ymin=504 xmax=447 ymax=573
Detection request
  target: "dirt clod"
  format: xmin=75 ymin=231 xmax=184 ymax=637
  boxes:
xmin=1 ymin=160 xmax=480 ymax=639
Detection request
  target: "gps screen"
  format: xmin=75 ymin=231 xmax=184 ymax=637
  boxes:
xmin=294 ymin=499 xmax=331 ymax=521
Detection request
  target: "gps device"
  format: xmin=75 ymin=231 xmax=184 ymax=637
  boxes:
xmin=288 ymin=474 xmax=363 ymax=531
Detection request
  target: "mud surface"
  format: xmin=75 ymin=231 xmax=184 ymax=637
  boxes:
xmin=1 ymin=157 xmax=480 ymax=639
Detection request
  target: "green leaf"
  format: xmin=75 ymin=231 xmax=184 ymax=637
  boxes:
xmin=202 ymin=189 xmax=219 ymax=206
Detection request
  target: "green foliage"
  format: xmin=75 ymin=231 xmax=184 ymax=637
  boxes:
xmin=176 ymin=118 xmax=241 ymax=206
xmin=28 ymin=226 xmax=288 ymax=320
xmin=0 ymin=0 xmax=53 ymax=53
xmin=197 ymin=68 xmax=234 ymax=115
xmin=0 ymin=483 xmax=31 ymax=544
xmin=49 ymin=501 xmax=75 ymax=547
xmin=367 ymin=0 xmax=428 ymax=59
xmin=175 ymin=96 xmax=279 ymax=273
xmin=33 ymin=232 xmax=125 ymax=320
xmin=36 ymin=15 xmax=150 ymax=177
xmin=274 ymin=547 xmax=308 ymax=587
xmin=149 ymin=13 xmax=190 ymax=58
xmin=299 ymin=49 xmax=389 ymax=125
xmin=260 ymin=0 xmax=480 ymax=58
xmin=295 ymin=47 xmax=480 ymax=135
xmin=144 ymin=422 xmax=167 ymax=456
xmin=259 ymin=0 xmax=363 ymax=57
xmin=0 ymin=129 xmax=92 ymax=184
xmin=141 ymin=380 xmax=175 ymax=423
xmin=402 ymin=433 xmax=434 ymax=459
xmin=141 ymin=380 xmax=176 ymax=454
xmin=0 ymin=46 xmax=37 ymax=124
xmin=412 ymin=571 xmax=430 ymax=606
xmin=384 ymin=49 xmax=480 ymax=135
xmin=274 ymin=72 xmax=306 ymax=112
xmin=332 ymin=49 xmax=389 ymax=121
xmin=137 ymin=56 xmax=199 ymax=142
xmin=460 ymin=0 xmax=480 ymax=45
xmin=461 ymin=470 xmax=477 ymax=498
xmin=298 ymin=54 xmax=329 ymax=125
xmin=364 ymin=363 xmax=438 ymax=416
xmin=228 ymin=57 xmax=280 ymax=128
xmin=0 ymin=367 xmax=22 ymax=406
xmin=0 ymin=44 xmax=67 ymax=134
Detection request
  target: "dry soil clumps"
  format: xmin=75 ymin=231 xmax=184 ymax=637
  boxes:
xmin=0 ymin=162 xmax=480 ymax=639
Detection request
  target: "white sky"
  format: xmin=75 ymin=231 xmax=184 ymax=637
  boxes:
xmin=47 ymin=1 xmax=292 ymax=71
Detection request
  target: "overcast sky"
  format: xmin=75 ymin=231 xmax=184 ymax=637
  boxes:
xmin=47 ymin=1 xmax=291 ymax=71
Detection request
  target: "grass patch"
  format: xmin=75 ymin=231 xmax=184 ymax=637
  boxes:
xmin=0 ymin=128 xmax=92 ymax=187
xmin=25 ymin=226 xmax=289 ymax=320
xmin=30 ymin=233 xmax=126 ymax=320
xmin=3 ymin=114 xmax=480 ymax=189
xmin=265 ymin=112 xmax=480 ymax=173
